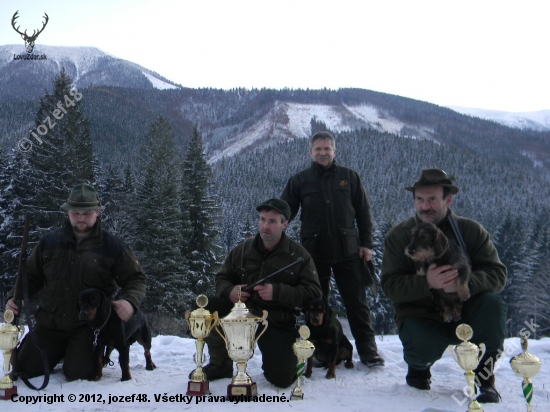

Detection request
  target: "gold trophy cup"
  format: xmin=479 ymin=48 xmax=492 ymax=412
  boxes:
xmin=215 ymin=287 xmax=268 ymax=398
xmin=510 ymin=334 xmax=542 ymax=412
xmin=0 ymin=310 xmax=25 ymax=400
xmin=185 ymin=295 xmax=218 ymax=396
xmin=451 ymin=324 xmax=486 ymax=412
xmin=291 ymin=325 xmax=315 ymax=400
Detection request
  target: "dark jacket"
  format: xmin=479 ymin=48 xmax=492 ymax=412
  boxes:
xmin=11 ymin=219 xmax=146 ymax=331
xmin=216 ymin=232 xmax=322 ymax=331
xmin=281 ymin=161 xmax=373 ymax=263
xmin=381 ymin=210 xmax=507 ymax=326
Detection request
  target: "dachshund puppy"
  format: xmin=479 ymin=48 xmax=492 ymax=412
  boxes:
xmin=405 ymin=222 xmax=471 ymax=322
xmin=304 ymin=298 xmax=354 ymax=379
xmin=78 ymin=288 xmax=156 ymax=381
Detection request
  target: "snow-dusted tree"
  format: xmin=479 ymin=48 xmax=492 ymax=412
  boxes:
xmin=134 ymin=116 xmax=190 ymax=315
xmin=180 ymin=126 xmax=220 ymax=298
xmin=19 ymin=67 xmax=98 ymax=237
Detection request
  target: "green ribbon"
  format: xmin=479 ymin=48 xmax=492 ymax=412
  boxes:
xmin=296 ymin=359 xmax=305 ymax=378
xmin=522 ymin=380 xmax=533 ymax=404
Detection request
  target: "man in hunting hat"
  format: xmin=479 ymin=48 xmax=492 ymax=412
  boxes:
xmin=5 ymin=183 xmax=146 ymax=381
xmin=381 ymin=169 xmax=507 ymax=403
xmin=189 ymin=198 xmax=321 ymax=388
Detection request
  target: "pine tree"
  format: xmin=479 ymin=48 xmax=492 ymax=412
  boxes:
xmin=180 ymin=125 xmax=221 ymax=298
xmin=19 ymin=67 xmax=98 ymax=237
xmin=134 ymin=116 xmax=189 ymax=315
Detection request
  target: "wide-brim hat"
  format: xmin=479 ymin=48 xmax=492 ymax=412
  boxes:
xmin=61 ymin=183 xmax=105 ymax=211
xmin=405 ymin=169 xmax=459 ymax=194
xmin=256 ymin=198 xmax=291 ymax=221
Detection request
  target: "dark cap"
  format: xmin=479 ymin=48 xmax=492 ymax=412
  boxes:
xmin=405 ymin=169 xmax=459 ymax=194
xmin=61 ymin=184 xmax=105 ymax=211
xmin=256 ymin=198 xmax=291 ymax=221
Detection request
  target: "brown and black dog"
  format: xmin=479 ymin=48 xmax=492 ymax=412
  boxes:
xmin=78 ymin=288 xmax=156 ymax=381
xmin=405 ymin=222 xmax=471 ymax=322
xmin=304 ymin=298 xmax=354 ymax=379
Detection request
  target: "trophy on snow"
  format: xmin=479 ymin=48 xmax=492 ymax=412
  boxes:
xmin=0 ymin=310 xmax=25 ymax=400
xmin=451 ymin=324 xmax=486 ymax=412
xmin=290 ymin=325 xmax=315 ymax=400
xmin=510 ymin=334 xmax=542 ymax=412
xmin=185 ymin=295 xmax=218 ymax=396
xmin=215 ymin=286 xmax=268 ymax=398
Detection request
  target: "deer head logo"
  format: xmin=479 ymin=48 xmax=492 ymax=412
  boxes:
xmin=11 ymin=11 xmax=49 ymax=54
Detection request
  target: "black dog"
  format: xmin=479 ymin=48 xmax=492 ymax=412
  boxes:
xmin=405 ymin=222 xmax=471 ymax=322
xmin=304 ymin=298 xmax=354 ymax=379
xmin=78 ymin=288 xmax=156 ymax=381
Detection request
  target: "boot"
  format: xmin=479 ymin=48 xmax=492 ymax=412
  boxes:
xmin=475 ymin=356 xmax=501 ymax=403
xmin=357 ymin=341 xmax=385 ymax=367
xmin=406 ymin=365 xmax=431 ymax=390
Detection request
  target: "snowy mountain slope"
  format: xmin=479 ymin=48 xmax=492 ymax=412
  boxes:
xmin=0 ymin=45 xmax=182 ymax=101
xmin=449 ymin=106 xmax=550 ymax=132
xmin=208 ymin=102 xmax=433 ymax=162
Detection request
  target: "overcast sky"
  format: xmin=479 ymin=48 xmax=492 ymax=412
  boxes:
xmin=1 ymin=0 xmax=548 ymax=112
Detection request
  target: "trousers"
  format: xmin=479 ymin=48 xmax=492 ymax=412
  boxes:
xmin=399 ymin=292 xmax=508 ymax=370
xmin=15 ymin=324 xmax=95 ymax=381
xmin=315 ymin=258 xmax=376 ymax=352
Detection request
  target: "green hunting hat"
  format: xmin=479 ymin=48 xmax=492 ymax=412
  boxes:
xmin=405 ymin=169 xmax=459 ymax=194
xmin=61 ymin=184 xmax=105 ymax=211
xmin=256 ymin=198 xmax=291 ymax=221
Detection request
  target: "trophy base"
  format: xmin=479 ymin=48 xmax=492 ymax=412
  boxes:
xmin=0 ymin=385 xmax=17 ymax=401
xmin=290 ymin=392 xmax=304 ymax=401
xmin=227 ymin=382 xmax=257 ymax=399
xmin=187 ymin=380 xmax=210 ymax=396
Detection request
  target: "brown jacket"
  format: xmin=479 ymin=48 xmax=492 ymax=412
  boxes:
xmin=216 ymin=232 xmax=322 ymax=330
xmin=381 ymin=210 xmax=507 ymax=326
xmin=11 ymin=219 xmax=146 ymax=331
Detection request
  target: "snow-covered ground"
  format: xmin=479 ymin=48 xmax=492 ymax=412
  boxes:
xmin=4 ymin=323 xmax=549 ymax=412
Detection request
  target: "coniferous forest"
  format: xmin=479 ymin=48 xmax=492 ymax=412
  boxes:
xmin=1 ymin=69 xmax=549 ymax=338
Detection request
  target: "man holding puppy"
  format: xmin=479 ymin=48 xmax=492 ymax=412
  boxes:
xmin=5 ymin=184 xmax=146 ymax=381
xmin=381 ymin=169 xmax=507 ymax=403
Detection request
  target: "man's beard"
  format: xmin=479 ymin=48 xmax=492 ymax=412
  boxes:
xmin=72 ymin=223 xmax=93 ymax=235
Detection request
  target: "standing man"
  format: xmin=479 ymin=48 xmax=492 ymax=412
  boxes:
xmin=381 ymin=169 xmax=507 ymax=403
xmin=191 ymin=198 xmax=322 ymax=388
xmin=5 ymin=183 xmax=146 ymax=381
xmin=281 ymin=131 xmax=384 ymax=367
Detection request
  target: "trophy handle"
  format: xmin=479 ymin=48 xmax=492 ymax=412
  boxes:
xmin=213 ymin=313 xmax=228 ymax=345
xmin=478 ymin=343 xmax=486 ymax=364
xmin=448 ymin=346 xmax=459 ymax=364
xmin=254 ymin=310 xmax=269 ymax=344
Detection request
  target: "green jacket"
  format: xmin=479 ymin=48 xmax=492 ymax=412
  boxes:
xmin=281 ymin=161 xmax=373 ymax=262
xmin=381 ymin=210 xmax=507 ymax=326
xmin=216 ymin=232 xmax=322 ymax=330
xmin=11 ymin=219 xmax=146 ymax=331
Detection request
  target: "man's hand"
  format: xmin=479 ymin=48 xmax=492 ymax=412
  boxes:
xmin=426 ymin=264 xmax=458 ymax=291
xmin=359 ymin=247 xmax=373 ymax=262
xmin=5 ymin=298 xmax=19 ymax=315
xmin=254 ymin=284 xmax=274 ymax=301
xmin=229 ymin=285 xmax=251 ymax=303
xmin=111 ymin=299 xmax=134 ymax=322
